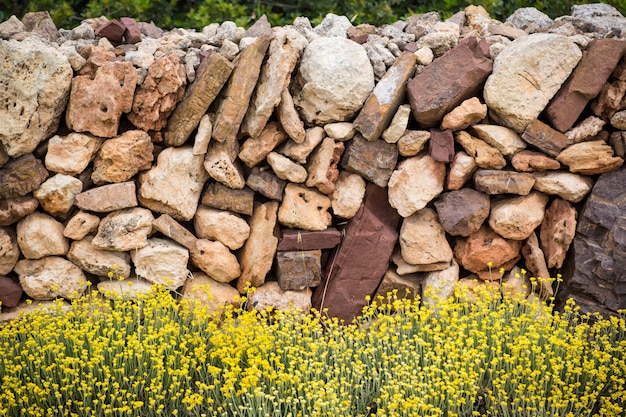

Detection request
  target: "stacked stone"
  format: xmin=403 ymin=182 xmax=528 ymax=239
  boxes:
xmin=1 ymin=4 xmax=626 ymax=321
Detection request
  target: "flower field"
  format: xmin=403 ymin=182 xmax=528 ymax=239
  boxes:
xmin=1 ymin=280 xmax=625 ymax=417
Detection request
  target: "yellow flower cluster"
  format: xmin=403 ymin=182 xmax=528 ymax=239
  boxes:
xmin=0 ymin=280 xmax=624 ymax=417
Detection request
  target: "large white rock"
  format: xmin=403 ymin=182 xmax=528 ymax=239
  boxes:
xmin=489 ymin=191 xmax=549 ymax=240
xmin=532 ymin=171 xmax=594 ymax=203
xmin=0 ymin=38 xmax=73 ymax=158
xmin=331 ymin=171 xmax=366 ymax=219
xmin=131 ymin=238 xmax=189 ymax=290
xmin=91 ymin=208 xmax=154 ymax=251
xmin=293 ymin=37 xmax=374 ymax=125
xmin=33 ymin=174 xmax=83 ymax=217
xmin=16 ymin=212 xmax=68 ymax=260
xmin=15 ymin=256 xmax=87 ymax=300
xmin=67 ymin=236 xmax=132 ymax=278
xmin=484 ymin=33 xmax=582 ymax=133
xmin=193 ymin=207 xmax=250 ymax=250
xmin=138 ymin=146 xmax=209 ymax=221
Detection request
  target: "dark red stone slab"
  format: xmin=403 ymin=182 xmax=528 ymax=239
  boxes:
xmin=429 ymin=129 xmax=455 ymax=162
xmin=120 ymin=17 xmax=142 ymax=44
xmin=277 ymin=228 xmax=342 ymax=251
xmin=0 ymin=276 xmax=22 ymax=308
xmin=95 ymin=20 xmax=126 ymax=43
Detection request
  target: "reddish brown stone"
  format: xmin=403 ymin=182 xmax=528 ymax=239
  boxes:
xmin=521 ymin=119 xmax=569 ymax=157
xmin=0 ymin=196 xmax=39 ymax=226
xmin=201 ymin=182 xmax=255 ymax=216
xmin=407 ymin=36 xmax=492 ymax=128
xmin=434 ymin=189 xmax=490 ymax=237
xmin=544 ymin=39 xmax=626 ymax=132
xmin=0 ymin=276 xmax=22 ymax=308
xmin=277 ymin=228 xmax=342 ymax=251
xmin=0 ymin=154 xmax=49 ymax=200
xmin=591 ymin=57 xmax=626 ymax=119
xmin=95 ymin=20 xmax=126 ymax=43
xmin=312 ymin=183 xmax=400 ymax=323
xmin=429 ymin=129 xmax=455 ymax=162
xmin=246 ymin=167 xmax=287 ymax=201
xmin=341 ymin=134 xmax=398 ymax=187
xmin=120 ymin=17 xmax=142 ymax=44
xmin=276 ymin=250 xmax=322 ymax=291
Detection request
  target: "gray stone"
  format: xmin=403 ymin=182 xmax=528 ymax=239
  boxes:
xmin=341 ymin=134 xmax=398 ymax=188
xmin=434 ymin=189 xmax=490 ymax=237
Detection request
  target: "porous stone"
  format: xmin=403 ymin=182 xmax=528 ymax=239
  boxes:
xmin=564 ymin=116 xmax=607 ymax=146
xmin=139 ymin=146 xmax=209 ymax=221
xmin=247 ymin=281 xmax=312 ymax=313
xmin=447 ymin=151 xmax=477 ymax=190
xmin=540 ymin=198 xmax=577 ymax=269
xmin=276 ymin=250 xmax=322 ymax=291
xmin=45 ymin=133 xmax=103 ymax=176
xmin=474 ymin=170 xmax=536 ymax=195
xmin=75 ymin=182 xmax=138 ymax=213
xmin=0 ymin=227 xmax=19 ymax=275
xmin=181 ymin=272 xmax=241 ymax=315
xmin=131 ymin=238 xmax=189 ymax=290
xmin=305 ymin=137 xmax=344 ymax=195
xmin=454 ymin=130 xmax=506 ymax=169
xmin=341 ymin=134 xmax=398 ymax=187
xmin=471 ymin=124 xmax=527 ymax=157
xmin=331 ymin=171 xmax=366 ymax=219
xmin=278 ymin=184 xmax=332 ymax=231
xmin=0 ymin=154 xmax=49 ymax=200
xmin=246 ymin=167 xmax=287 ymax=201
xmin=279 ymin=126 xmax=325 ymax=164
xmin=63 ymin=211 xmax=100 ymax=240
xmin=511 ymin=150 xmax=561 ymax=172
xmin=400 ymin=208 xmax=453 ymax=269
xmin=440 ymin=97 xmax=487 ymax=131
xmin=33 ymin=174 xmax=83 ymax=218
xmin=266 ymin=152 xmax=308 ymax=183
xmin=194 ymin=206 xmax=250 ymax=250
xmin=388 ymin=154 xmax=445 ymax=218
xmin=190 ymin=239 xmax=241 ymax=283
xmin=484 ymin=33 xmax=582 ymax=133
xmin=91 ymin=208 xmax=154 ymax=251
xmin=239 ymin=122 xmax=288 ymax=168
xmin=0 ymin=38 xmax=72 ymax=158
xmin=201 ymin=182 xmax=254 ymax=216
xmin=91 ymin=130 xmax=154 ymax=185
xmin=67 ymin=236 xmax=131 ymax=278
xmin=434 ymin=189 xmax=490 ymax=237
xmin=557 ymin=140 xmax=624 ymax=175
xmin=15 ymin=256 xmax=87 ymax=301
xmin=488 ymin=191 xmax=549 ymax=240
xmin=203 ymin=139 xmax=246 ymax=190
xmin=532 ymin=171 xmax=594 ymax=202
xmin=521 ymin=119 xmax=569 ymax=157
xmin=16 ymin=212 xmax=68 ymax=260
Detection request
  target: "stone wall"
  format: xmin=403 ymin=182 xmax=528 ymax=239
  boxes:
xmin=1 ymin=4 xmax=626 ymax=321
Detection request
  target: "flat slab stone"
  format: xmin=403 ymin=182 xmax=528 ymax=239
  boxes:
xmin=341 ymin=133 xmax=398 ymax=187
xmin=474 ymin=170 xmax=535 ymax=195
xmin=75 ymin=182 xmax=138 ymax=212
xmin=201 ymin=182 xmax=254 ymax=216
xmin=152 ymin=214 xmax=197 ymax=251
xmin=521 ymin=119 xmax=569 ymax=157
xmin=277 ymin=228 xmax=341 ymax=251
xmin=276 ymin=250 xmax=322 ymax=291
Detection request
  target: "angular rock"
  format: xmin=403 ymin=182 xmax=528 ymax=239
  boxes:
xmin=276 ymin=250 xmax=322 ymax=291
xmin=324 ymin=122 xmax=356 ymax=142
xmin=239 ymin=122 xmax=288 ymax=167
xmin=557 ymin=140 xmax=624 ymax=175
xmin=305 ymin=137 xmax=344 ymax=195
xmin=279 ymin=126 xmax=325 ymax=164
xmin=246 ymin=166 xmax=287 ymax=201
xmin=241 ymin=28 xmax=307 ymax=138
xmin=237 ymin=201 xmax=279 ymax=293
xmin=544 ymin=39 xmax=626 ymax=132
xmin=211 ymin=36 xmax=270 ymax=143
xmin=532 ymin=171 xmax=594 ymax=203
xmin=67 ymin=236 xmax=131 ymax=278
xmin=484 ymin=33 xmax=582 ymax=133
xmin=95 ymin=19 xmax=125 ymax=43
xmin=0 ymin=154 xmax=49 ymax=200
xmin=429 ymin=129 xmax=455 ymax=163
xmin=373 ymin=268 xmax=421 ymax=303
xmin=312 ymin=184 xmax=400 ymax=322
xmin=203 ymin=139 xmax=246 ymax=190
xmin=471 ymin=124 xmax=527 ymax=157
xmin=277 ymin=228 xmax=342 ymax=251
xmin=0 ymin=227 xmax=19 ymax=275
xmin=127 ymin=53 xmax=186 ymax=131
xmin=194 ymin=206 xmax=250 ymax=250
xmin=388 ymin=153 xmax=445 ymax=217
xmin=266 ymin=152 xmax=308 ymax=183
xmin=521 ymin=118 xmax=569 ymax=157
xmin=570 ymin=3 xmax=626 ymax=35
xmin=565 ymin=116 xmax=607 ymax=146
xmin=521 ymin=231 xmax=553 ymax=299
xmin=382 ymin=104 xmax=412 ymax=144
xmin=192 ymin=114 xmax=213 ymax=155
xmin=474 ymin=170 xmax=535 ymax=195
xmin=421 ymin=260 xmax=460 ymax=306
xmin=398 ymin=130 xmax=430 ymax=157
xmin=16 ymin=212 xmax=68 ymax=260
xmin=408 ymin=36 xmax=492 ymax=128
xmin=66 ymin=61 xmax=137 ymax=138
xmin=440 ymin=97 xmax=487 ymax=131
xmin=331 ymin=171 xmax=366 ymax=219
xmin=489 ymin=191 xmax=549 ymax=240
xmin=190 ymin=239 xmax=241 ymax=283
xmin=0 ymin=276 xmax=21 ymax=309
xmin=293 ymin=37 xmax=374 ymax=124
xmin=33 ymin=174 xmax=83 ymax=218
xmin=540 ymin=198 xmax=577 ymax=269
xmin=455 ymin=130 xmax=506 ymax=169
xmin=91 ymin=130 xmax=154 ymax=184
xmin=447 ymin=151 xmax=477 ymax=190
xmin=139 ymin=146 xmax=209 ymax=221
xmin=181 ymin=272 xmax=240 ymax=315
xmin=15 ymin=257 xmax=87 ymax=301
xmin=120 ymin=17 xmax=142 ymax=44
xmin=454 ymin=225 xmax=522 ymax=280
xmin=611 ymin=110 xmax=626 ymax=130
xmin=400 ymin=208 xmax=453 ymax=269
xmin=201 ymin=182 xmax=254 ymax=216
xmin=152 ymin=214 xmax=197 ymax=250
xmin=164 ymin=53 xmax=233 ymax=146
xmin=247 ymin=281 xmax=312 ymax=313
xmin=278 ymin=184 xmax=332 ymax=231
xmin=511 ymin=150 xmax=561 ymax=172
xmin=63 ymin=211 xmax=100 ymax=241
xmin=505 ymin=7 xmax=554 ymax=29
xmin=276 ymin=88 xmax=306 ymax=144
xmin=353 ymin=51 xmax=417 ymax=141
xmin=341 ymin=134 xmax=398 ymax=187
xmin=131 ymin=238 xmax=189 ymax=290
xmin=91 ymin=208 xmax=154 ymax=251
xmin=0 ymin=38 xmax=72 ymax=158
xmin=75 ymin=182 xmax=137 ymax=213
xmin=45 ymin=133 xmax=103 ymax=176
xmin=434 ymin=189 xmax=490 ymax=237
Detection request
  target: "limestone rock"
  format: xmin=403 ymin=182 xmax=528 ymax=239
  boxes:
xmin=421 ymin=260 xmax=460 ymax=306
xmin=521 ymin=119 xmax=569 ymax=157
xmin=0 ymin=38 xmax=72 ymax=157
xmin=91 ymin=130 xmax=154 ymax=185
xmin=266 ymin=152 xmax=308 ymax=183
xmin=63 ymin=211 xmax=100 ymax=240
xmin=239 ymin=122 xmax=288 ymax=168
xmin=341 ymin=134 xmax=398 ymax=187
xmin=521 ymin=231 xmax=553 ymax=299
xmin=564 ymin=116 xmax=607 ymax=145
xmin=611 ymin=110 xmax=626 ymax=130
xmin=127 ymin=53 xmax=187 ymax=131
xmin=324 ymin=122 xmax=356 ymax=142
xmin=305 ymin=137 xmax=344 ymax=194
xmin=0 ymin=154 xmax=49 ymax=200
xmin=247 ymin=281 xmax=311 ymax=313
xmin=511 ymin=150 xmax=561 ymax=172
xmin=454 ymin=130 xmax=506 ymax=169
xmin=0 ymin=227 xmax=19 ymax=275
xmin=532 ymin=171 xmax=594 ymax=202
xmin=506 ymin=7 xmax=554 ymax=29
xmin=45 ymin=133 xmax=102 ymax=176
xmin=15 ymin=257 xmax=87 ymax=300
xmin=540 ymin=198 xmax=577 ymax=269
xmin=97 ymin=277 xmax=155 ymax=300
xmin=138 ymin=146 xmax=209 ymax=221
xmin=434 ymin=189 xmax=490 ymax=237
xmin=237 ymin=201 xmax=279 ymax=293
xmin=278 ymin=184 xmax=332 ymax=231
xmin=398 ymin=130 xmax=430 ymax=157
xmin=203 ymin=139 xmax=246 ymax=190
xmin=489 ymin=191 xmax=549 ymax=240
xmin=279 ymin=126 xmax=325 ymax=164
xmin=382 ymin=104 xmax=412 ymax=144
xmin=181 ymin=272 xmax=241 ymax=315
xmin=75 ymin=182 xmax=137 ymax=213
xmin=276 ymin=250 xmax=322 ymax=291
xmin=192 ymin=114 xmax=212 ymax=155
xmin=400 ymin=208 xmax=453 ymax=269
xmin=293 ymin=37 xmax=375 ymax=125
xmin=16 ymin=212 xmax=68 ymax=260
xmin=484 ymin=33 xmax=582 ymax=133
xmin=331 ymin=171 xmax=366 ymax=219
xmin=474 ymin=170 xmax=535 ymax=195
xmin=570 ymin=3 xmax=626 ymax=35
xmin=152 ymin=214 xmax=197 ymax=251
xmin=164 ymin=53 xmax=233 ymax=146
xmin=67 ymin=236 xmax=131 ymax=278
xmin=276 ymin=88 xmax=306 ymax=144
xmin=557 ymin=140 xmax=624 ymax=175
xmin=440 ymin=97 xmax=487 ymax=131
xmin=66 ymin=61 xmax=137 ymax=138
xmin=91 ymin=208 xmax=154 ymax=251
xmin=33 ymin=174 xmax=83 ymax=217
xmin=201 ymin=182 xmax=254 ymax=216
xmin=194 ymin=206 xmax=250 ymax=250
xmin=190 ymin=239 xmax=241 ymax=283
xmin=388 ymin=154 xmax=445 ymax=217
xmin=408 ymin=36 xmax=492 ymax=128
xmin=447 ymin=151 xmax=477 ymax=190
xmin=246 ymin=167 xmax=287 ymax=201
xmin=131 ymin=238 xmax=189 ymax=290
xmin=471 ymin=124 xmax=527 ymax=156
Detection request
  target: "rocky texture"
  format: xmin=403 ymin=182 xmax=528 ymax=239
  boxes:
xmin=15 ymin=257 xmax=87 ymax=300
xmin=91 ymin=130 xmax=154 ymax=184
xmin=275 ymin=250 xmax=322 ymax=291
xmin=434 ymin=189 xmax=490 ymax=237
xmin=193 ymin=207 xmax=250 ymax=250
xmin=399 ymin=208 xmax=453 ymax=270
xmin=67 ymin=236 xmax=131 ymax=278
xmin=181 ymin=272 xmax=241 ymax=315
xmin=131 ymin=238 xmax=189 ymax=290
xmin=248 ymin=281 xmax=312 ymax=313
xmin=388 ymin=154 xmax=445 ymax=217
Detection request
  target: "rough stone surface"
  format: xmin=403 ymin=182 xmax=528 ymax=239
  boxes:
xmin=239 ymin=122 xmax=288 ymax=168
xmin=400 ymin=208 xmax=453 ymax=269
xmin=63 ymin=211 xmax=100 ymax=241
xmin=0 ymin=38 xmax=72 ymax=158
xmin=192 ymin=114 xmax=212 ymax=155
xmin=277 ymin=228 xmax=342 ymax=251
xmin=0 ymin=227 xmax=19 ymax=275
xmin=341 ymin=134 xmax=398 ymax=187
xmin=139 ymin=146 xmax=209 ymax=221
xmin=91 ymin=130 xmax=154 ymax=185
xmin=203 ymin=139 xmax=246 ymax=190
xmin=278 ymin=184 xmax=332 ymax=231
xmin=532 ymin=171 xmax=594 ymax=202
xmin=67 ymin=236 xmax=131 ymax=278
xmin=511 ymin=150 xmax=561 ymax=172
xmin=45 ymin=133 xmax=103 ymax=176
xmin=293 ymin=37 xmax=375 ymax=125
xmin=434 ymin=189 xmax=490 ymax=237
xmin=324 ymin=122 xmax=356 ymax=142
xmin=201 ymin=182 xmax=254 ymax=216
xmin=266 ymin=152 xmax=308 ymax=183
xmin=131 ymin=238 xmax=189 ymax=290
xmin=305 ymin=137 xmax=344 ymax=194
xmin=312 ymin=184 xmax=400 ymax=323
xmin=421 ymin=260 xmax=460 ymax=306
xmin=194 ymin=206 xmax=250 ymax=250
xmin=246 ymin=167 xmax=287 ymax=201
xmin=331 ymin=171 xmax=366 ymax=219
xmin=521 ymin=119 xmax=569 ymax=157
xmin=276 ymin=250 xmax=322 ymax=291
xmin=455 ymin=130 xmax=506 ymax=169
xmin=15 ymin=256 xmax=87 ymax=300
xmin=152 ymin=214 xmax=197 ymax=250
xmin=557 ymin=140 xmax=624 ymax=175
xmin=33 ymin=174 xmax=83 ymax=217
xmin=0 ymin=276 xmax=21 ymax=308
xmin=565 ymin=116 xmax=608 ymax=145
xmin=75 ymin=182 xmax=138 ymax=213
xmin=279 ymin=126 xmax=325 ymax=164
xmin=277 ymin=88 xmax=306 ymax=144
xmin=388 ymin=154 xmax=446 ymax=217
xmin=488 ymin=191 xmax=549 ymax=240
xmin=190 ymin=239 xmax=241 ymax=283
xmin=91 ymin=208 xmax=154 ymax=251
xmin=474 ymin=170 xmax=536 ymax=195
xmin=447 ymin=151 xmax=477 ymax=190
xmin=429 ymin=129 xmax=455 ymax=163
xmin=248 ymin=281 xmax=312 ymax=313
xmin=540 ymin=198 xmax=577 ymax=269
xmin=484 ymin=33 xmax=582 ymax=133
xmin=181 ymin=272 xmax=241 ymax=315
xmin=0 ymin=197 xmax=39 ymax=227
xmin=97 ymin=277 xmax=155 ymax=300
xmin=0 ymin=154 xmax=49 ymax=200
xmin=471 ymin=124 xmax=527 ymax=157
xmin=521 ymin=231 xmax=553 ymax=299
xmin=16 ymin=212 xmax=68 ymax=260
xmin=408 ymin=37 xmax=492 ymax=128
xmin=398 ymin=130 xmax=430 ymax=157
xmin=440 ymin=97 xmax=487 ymax=131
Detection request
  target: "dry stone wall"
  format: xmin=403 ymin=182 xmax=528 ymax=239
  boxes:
xmin=1 ymin=4 xmax=626 ymax=321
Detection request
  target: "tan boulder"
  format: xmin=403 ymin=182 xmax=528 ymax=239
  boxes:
xmin=44 ymin=133 xmax=102 ymax=176
xmin=455 ymin=130 xmax=506 ymax=169
xmin=15 ymin=256 xmax=87 ymax=300
xmin=181 ymin=272 xmax=241 ymax=315
xmin=193 ymin=206 xmax=250 ymax=250
xmin=540 ymin=198 xmax=577 ymax=269
xmin=190 ymin=239 xmax=241 ymax=283
xmin=91 ymin=130 xmax=154 ymax=185
xmin=33 ymin=174 xmax=83 ymax=217
xmin=441 ymin=97 xmax=487 ymax=131
xmin=557 ymin=140 xmax=624 ymax=175
xmin=511 ymin=150 xmax=561 ymax=172
xmin=400 ymin=208 xmax=453 ymax=269
xmin=488 ymin=191 xmax=549 ymax=240
xmin=247 ymin=281 xmax=311 ymax=313
xmin=532 ymin=171 xmax=594 ymax=202
xmin=67 ymin=236 xmax=131 ymax=278
xmin=397 ymin=130 xmax=430 ymax=157
xmin=131 ymin=238 xmax=189 ymax=290
xmin=447 ymin=151 xmax=477 ymax=190
xmin=266 ymin=152 xmax=308 ymax=183
xmin=16 ymin=212 xmax=68 ymax=259
xmin=278 ymin=184 xmax=332 ymax=231
xmin=239 ymin=122 xmax=288 ymax=168
xmin=91 ymin=208 xmax=154 ymax=251
xmin=278 ymin=126 xmax=325 ymax=164
xmin=0 ymin=227 xmax=19 ymax=275
xmin=63 ymin=211 xmax=100 ymax=241
xmin=471 ymin=124 xmax=527 ymax=156
xmin=331 ymin=171 xmax=366 ymax=219
xmin=305 ymin=137 xmax=345 ymax=194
